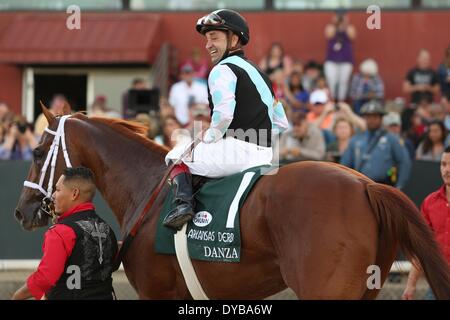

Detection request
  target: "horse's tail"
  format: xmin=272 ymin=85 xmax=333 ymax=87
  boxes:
xmin=365 ymin=182 xmax=450 ymax=299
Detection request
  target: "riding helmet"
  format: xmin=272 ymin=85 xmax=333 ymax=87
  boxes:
xmin=196 ymin=9 xmax=250 ymax=45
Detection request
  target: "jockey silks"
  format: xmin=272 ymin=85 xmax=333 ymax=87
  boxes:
xmin=46 ymin=209 xmax=118 ymax=300
xmin=207 ymin=51 xmax=275 ymax=147
xmin=165 ymin=50 xmax=288 ymax=178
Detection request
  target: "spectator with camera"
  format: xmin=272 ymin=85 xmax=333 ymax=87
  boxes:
xmin=324 ymin=10 xmax=356 ymax=103
xmin=0 ymin=115 xmax=37 ymax=160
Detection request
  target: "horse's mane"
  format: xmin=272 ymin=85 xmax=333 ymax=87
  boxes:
xmin=71 ymin=113 xmax=169 ymax=155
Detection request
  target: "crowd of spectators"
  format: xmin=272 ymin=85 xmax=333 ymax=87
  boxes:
xmin=2 ymin=10 xmax=450 ymax=191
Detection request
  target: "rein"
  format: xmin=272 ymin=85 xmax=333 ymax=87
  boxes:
xmin=113 ymin=137 xmax=201 ymax=271
xmin=112 ymin=163 xmax=174 ymax=271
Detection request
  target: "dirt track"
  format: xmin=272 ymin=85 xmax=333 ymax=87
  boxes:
xmin=0 ymin=271 xmax=431 ymax=300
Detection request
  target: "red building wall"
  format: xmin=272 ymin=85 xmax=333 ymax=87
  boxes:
xmin=0 ymin=64 xmax=22 ymax=114
xmin=161 ymin=10 xmax=450 ymax=101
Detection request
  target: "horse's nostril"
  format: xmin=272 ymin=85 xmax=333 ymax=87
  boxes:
xmin=15 ymin=209 xmax=23 ymax=221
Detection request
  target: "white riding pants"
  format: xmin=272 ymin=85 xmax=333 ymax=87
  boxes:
xmin=165 ymin=137 xmax=273 ymax=178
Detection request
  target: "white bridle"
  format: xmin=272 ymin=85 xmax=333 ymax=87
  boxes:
xmin=23 ymin=115 xmax=73 ymax=198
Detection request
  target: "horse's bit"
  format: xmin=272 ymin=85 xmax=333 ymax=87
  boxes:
xmin=23 ymin=115 xmax=73 ymax=220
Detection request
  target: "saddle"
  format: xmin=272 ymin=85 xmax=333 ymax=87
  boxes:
xmin=155 ymin=165 xmax=273 ymax=263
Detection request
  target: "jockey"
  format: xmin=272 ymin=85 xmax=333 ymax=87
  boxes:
xmin=163 ymin=9 xmax=289 ymax=230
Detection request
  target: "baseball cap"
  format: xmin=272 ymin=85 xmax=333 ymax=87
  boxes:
xmin=309 ymin=90 xmax=328 ymax=105
xmin=383 ymin=112 xmax=401 ymax=127
xmin=180 ymin=63 xmax=194 ymax=73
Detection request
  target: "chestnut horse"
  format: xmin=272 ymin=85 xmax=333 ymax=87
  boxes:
xmin=14 ymin=106 xmax=450 ymax=299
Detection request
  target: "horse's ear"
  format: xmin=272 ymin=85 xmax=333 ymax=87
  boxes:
xmin=62 ymin=101 xmax=72 ymax=115
xmin=40 ymin=100 xmax=55 ymax=123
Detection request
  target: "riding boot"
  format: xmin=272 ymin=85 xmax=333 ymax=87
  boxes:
xmin=163 ymin=172 xmax=195 ymax=230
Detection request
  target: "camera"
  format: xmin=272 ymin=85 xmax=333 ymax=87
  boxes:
xmin=13 ymin=120 xmax=28 ymax=134
xmin=18 ymin=123 xmax=27 ymax=134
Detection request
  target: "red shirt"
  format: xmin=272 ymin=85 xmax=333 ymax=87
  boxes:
xmin=26 ymin=202 xmax=95 ymax=300
xmin=421 ymin=185 xmax=450 ymax=266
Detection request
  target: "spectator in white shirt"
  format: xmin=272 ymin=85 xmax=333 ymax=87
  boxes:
xmin=169 ymin=63 xmax=208 ymax=126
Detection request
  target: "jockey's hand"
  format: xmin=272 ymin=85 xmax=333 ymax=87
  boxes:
xmin=201 ymin=128 xmax=222 ymax=144
xmin=194 ymin=130 xmax=205 ymax=142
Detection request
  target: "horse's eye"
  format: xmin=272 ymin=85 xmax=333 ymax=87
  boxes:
xmin=33 ymin=148 xmax=44 ymax=160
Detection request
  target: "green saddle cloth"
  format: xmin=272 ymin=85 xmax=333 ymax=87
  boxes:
xmin=154 ymin=165 xmax=273 ymax=263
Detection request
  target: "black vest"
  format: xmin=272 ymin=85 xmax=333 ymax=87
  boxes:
xmin=208 ymin=51 xmax=274 ymax=147
xmin=46 ymin=210 xmax=118 ymax=300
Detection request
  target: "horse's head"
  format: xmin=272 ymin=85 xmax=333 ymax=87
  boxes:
xmin=15 ymin=101 xmax=74 ymax=230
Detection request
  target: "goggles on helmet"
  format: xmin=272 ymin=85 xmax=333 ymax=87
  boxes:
xmin=196 ymin=13 xmax=226 ymax=30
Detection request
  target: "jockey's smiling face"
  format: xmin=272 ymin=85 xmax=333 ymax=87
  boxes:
xmin=205 ymin=30 xmax=239 ymax=64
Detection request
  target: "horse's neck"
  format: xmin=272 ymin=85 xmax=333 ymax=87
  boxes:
xmin=75 ymin=121 xmax=168 ymax=230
